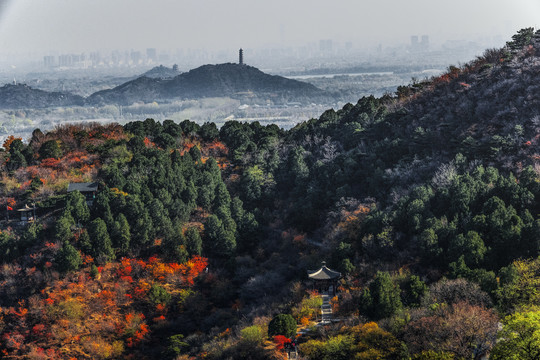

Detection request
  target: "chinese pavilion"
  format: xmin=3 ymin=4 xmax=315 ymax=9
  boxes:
xmin=307 ymin=261 xmax=341 ymax=296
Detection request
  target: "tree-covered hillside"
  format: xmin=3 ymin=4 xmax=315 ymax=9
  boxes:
xmin=0 ymin=28 xmax=539 ymax=359
xmin=0 ymin=83 xmax=84 ymax=109
xmin=87 ymin=63 xmax=330 ymax=106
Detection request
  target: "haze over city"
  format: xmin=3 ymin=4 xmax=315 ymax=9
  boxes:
xmin=0 ymin=0 xmax=539 ymax=139
xmin=0 ymin=0 xmax=538 ymax=67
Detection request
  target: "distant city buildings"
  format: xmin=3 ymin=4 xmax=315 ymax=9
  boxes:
xmin=58 ymin=54 xmax=74 ymax=67
xmin=319 ymin=39 xmax=333 ymax=54
xmin=130 ymin=51 xmax=141 ymax=65
xmin=421 ymin=35 xmax=429 ymax=48
xmin=43 ymin=48 xmax=166 ymax=69
xmin=44 ymin=53 xmax=92 ymax=68
xmin=146 ymin=48 xmax=157 ymax=63
xmin=411 ymin=35 xmax=418 ymax=47
xmin=43 ymin=55 xmax=55 ymax=68
xmin=89 ymin=52 xmax=101 ymax=65
xmin=410 ymin=35 xmax=429 ymax=52
xmin=32 ymin=32 xmax=502 ymax=73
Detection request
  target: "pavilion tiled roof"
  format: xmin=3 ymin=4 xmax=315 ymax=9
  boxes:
xmin=67 ymin=182 xmax=99 ymax=193
xmin=307 ymin=261 xmax=341 ymax=280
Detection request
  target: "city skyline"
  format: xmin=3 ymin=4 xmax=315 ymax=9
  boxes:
xmin=0 ymin=0 xmax=538 ymax=61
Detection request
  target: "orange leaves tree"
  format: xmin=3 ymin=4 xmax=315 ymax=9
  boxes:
xmin=0 ymin=255 xmax=207 ymax=359
xmin=293 ymin=291 xmax=322 ymax=326
xmin=2 ymin=135 xmax=22 ymax=152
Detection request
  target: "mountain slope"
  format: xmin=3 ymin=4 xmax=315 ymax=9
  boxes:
xmin=142 ymin=64 xmax=181 ymax=79
xmin=87 ymin=63 xmax=330 ymax=105
xmin=284 ymin=42 xmax=540 ymax=201
xmin=86 ymin=76 xmax=163 ymax=105
xmin=163 ymin=63 xmax=325 ymax=97
xmin=0 ymin=83 xmax=84 ymax=109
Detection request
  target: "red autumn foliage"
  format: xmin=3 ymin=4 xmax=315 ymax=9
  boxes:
xmin=207 ymin=140 xmax=227 ymax=151
xmin=3 ymin=332 xmax=25 ymax=350
xmin=40 ymin=157 xmax=62 ymax=169
xmin=120 ymin=275 xmax=134 ymax=283
xmin=143 ymin=137 xmax=155 ymax=148
xmin=180 ymin=142 xmax=196 ymax=155
xmin=152 ymin=315 xmax=166 ymax=323
xmin=20 ymin=180 xmax=32 ymax=190
xmin=126 ymin=323 xmax=149 ymax=348
xmin=0 ymin=255 xmax=208 ymax=357
xmin=273 ymin=335 xmax=292 ymax=350
xmin=31 ymin=324 xmax=46 ymax=335
xmin=12 ymin=306 xmax=28 ymax=318
xmin=178 ymin=256 xmax=208 ymax=286
xmin=117 ymin=259 xmax=133 ymax=277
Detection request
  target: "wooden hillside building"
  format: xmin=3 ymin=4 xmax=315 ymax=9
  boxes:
xmin=67 ymin=182 xmax=99 ymax=206
xmin=307 ymin=261 xmax=341 ymax=296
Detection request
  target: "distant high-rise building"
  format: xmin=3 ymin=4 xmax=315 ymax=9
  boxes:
xmin=90 ymin=52 xmax=101 ymax=66
xmin=58 ymin=54 xmax=73 ymax=67
xmin=111 ymin=51 xmax=121 ymax=66
xmin=239 ymin=48 xmax=244 ymax=65
xmin=421 ymin=35 xmax=429 ymax=50
xmin=146 ymin=48 xmax=157 ymax=62
xmin=130 ymin=51 xmax=141 ymax=65
xmin=43 ymin=55 xmax=55 ymax=68
xmin=319 ymin=39 xmax=333 ymax=54
xmin=411 ymin=35 xmax=429 ymax=52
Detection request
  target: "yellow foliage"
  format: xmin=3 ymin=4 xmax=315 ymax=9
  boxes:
xmin=81 ymin=336 xmax=124 ymax=359
xmin=110 ymin=187 xmax=128 ymax=197
xmin=331 ymin=295 xmax=339 ymax=313
xmin=1 ymin=176 xmax=21 ymax=193
xmin=294 ymin=292 xmax=323 ymax=324
xmin=360 ymin=322 xmax=379 ymax=331
xmin=337 ymin=204 xmax=372 ymax=238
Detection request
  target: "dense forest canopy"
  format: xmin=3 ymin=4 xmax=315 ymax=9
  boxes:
xmin=0 ymin=28 xmax=539 ymax=359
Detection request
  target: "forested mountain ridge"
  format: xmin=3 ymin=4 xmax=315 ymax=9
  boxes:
xmin=165 ymin=63 xmax=325 ymax=97
xmin=0 ymin=63 xmax=330 ymax=109
xmin=0 ymin=83 xmax=85 ymax=109
xmin=87 ymin=63 xmax=330 ymax=105
xmin=0 ymin=29 xmax=539 ymax=359
xmin=86 ymin=75 xmax=163 ymax=106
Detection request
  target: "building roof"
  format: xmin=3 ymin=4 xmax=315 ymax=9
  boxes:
xmin=307 ymin=261 xmax=341 ymax=280
xmin=67 ymin=182 xmax=99 ymax=193
xmin=17 ymin=204 xmax=33 ymax=212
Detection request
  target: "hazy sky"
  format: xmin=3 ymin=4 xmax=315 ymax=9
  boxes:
xmin=0 ymin=0 xmax=538 ymax=56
